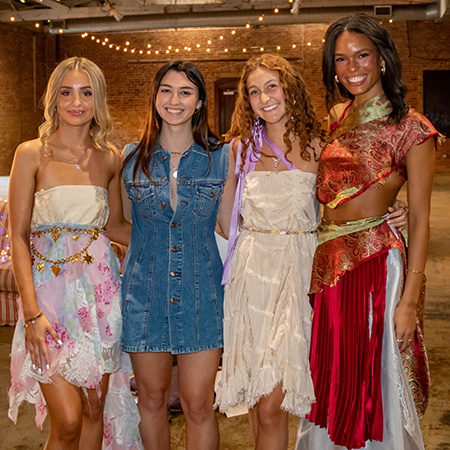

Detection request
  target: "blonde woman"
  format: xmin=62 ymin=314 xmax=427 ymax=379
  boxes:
xmin=8 ymin=57 xmax=140 ymax=449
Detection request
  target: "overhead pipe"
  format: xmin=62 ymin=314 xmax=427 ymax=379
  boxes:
xmin=48 ymin=3 xmax=447 ymax=34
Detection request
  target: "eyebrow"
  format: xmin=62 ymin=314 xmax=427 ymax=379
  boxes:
xmin=60 ymin=85 xmax=92 ymax=89
xmin=159 ymin=83 xmax=195 ymax=90
xmin=247 ymin=79 xmax=278 ymax=90
xmin=335 ymin=48 xmax=372 ymax=56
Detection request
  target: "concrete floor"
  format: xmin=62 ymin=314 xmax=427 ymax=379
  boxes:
xmin=1 ymin=172 xmax=449 ymax=450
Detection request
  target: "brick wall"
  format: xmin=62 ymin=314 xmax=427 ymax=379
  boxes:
xmin=0 ymin=20 xmax=449 ymax=174
xmin=0 ymin=24 xmax=55 ymax=175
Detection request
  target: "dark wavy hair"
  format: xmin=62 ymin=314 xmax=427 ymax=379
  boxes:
xmin=322 ymin=13 xmax=408 ymax=123
xmin=124 ymin=60 xmax=221 ymax=184
xmin=226 ymin=54 xmax=324 ymax=166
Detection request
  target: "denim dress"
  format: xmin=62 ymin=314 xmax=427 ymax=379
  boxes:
xmin=121 ymin=141 xmax=229 ymax=354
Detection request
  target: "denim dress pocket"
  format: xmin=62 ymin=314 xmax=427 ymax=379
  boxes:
xmin=127 ymin=183 xmax=158 ymax=219
xmin=193 ymin=183 xmax=224 ymax=218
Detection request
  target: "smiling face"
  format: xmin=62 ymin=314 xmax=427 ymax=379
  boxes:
xmin=334 ymin=31 xmax=385 ymax=104
xmin=57 ymin=70 xmax=94 ymax=128
xmin=155 ymin=70 xmax=202 ymax=129
xmin=246 ymin=67 xmax=288 ymax=126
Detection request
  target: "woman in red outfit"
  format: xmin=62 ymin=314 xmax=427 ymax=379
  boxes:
xmin=296 ymin=13 xmax=442 ymax=450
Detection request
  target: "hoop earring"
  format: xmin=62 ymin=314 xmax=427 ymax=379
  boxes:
xmin=335 ymin=75 xmax=340 ymax=83
xmin=381 ymin=63 xmax=386 ymax=75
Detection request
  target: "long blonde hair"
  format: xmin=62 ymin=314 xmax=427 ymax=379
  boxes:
xmin=226 ymin=54 xmax=324 ymax=165
xmin=39 ymin=56 xmax=112 ymax=154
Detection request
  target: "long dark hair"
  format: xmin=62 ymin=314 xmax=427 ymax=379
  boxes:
xmin=124 ymin=60 xmax=221 ymax=184
xmin=322 ymin=13 xmax=408 ymax=123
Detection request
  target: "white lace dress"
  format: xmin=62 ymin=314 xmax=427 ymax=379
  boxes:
xmin=215 ymin=170 xmax=319 ymax=417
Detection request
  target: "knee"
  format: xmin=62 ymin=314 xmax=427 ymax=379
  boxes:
xmin=256 ymin=403 xmax=285 ymax=430
xmin=139 ymin=389 xmax=169 ymax=414
xmin=54 ymin=413 xmax=83 ymax=442
xmin=180 ymin=395 xmax=214 ymax=424
xmin=82 ymin=397 xmax=105 ymax=424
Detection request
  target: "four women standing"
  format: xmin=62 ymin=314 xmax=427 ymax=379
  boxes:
xmin=8 ymin=13 xmax=438 ymax=450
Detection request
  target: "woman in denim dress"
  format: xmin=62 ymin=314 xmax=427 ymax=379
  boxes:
xmin=121 ymin=61 xmax=236 ymax=450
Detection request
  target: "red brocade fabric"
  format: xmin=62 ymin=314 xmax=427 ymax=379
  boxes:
xmin=308 ymin=253 xmax=389 ymax=449
xmin=310 ymin=220 xmax=405 ymax=294
xmin=317 ymin=95 xmax=441 ymax=209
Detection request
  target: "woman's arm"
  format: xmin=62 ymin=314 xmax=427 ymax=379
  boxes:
xmin=9 ymin=141 xmax=61 ymax=372
xmin=394 ymin=138 xmax=435 ymax=352
xmin=105 ymin=149 xmax=132 ymax=246
xmin=217 ymin=145 xmax=237 ymax=239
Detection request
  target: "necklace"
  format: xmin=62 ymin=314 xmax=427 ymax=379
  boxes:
xmin=170 ymin=161 xmax=178 ymax=179
xmin=272 ymin=157 xmax=281 ymax=168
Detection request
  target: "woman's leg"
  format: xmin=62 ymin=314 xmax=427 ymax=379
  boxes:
xmin=79 ymin=373 xmax=111 ymax=449
xmin=252 ymin=385 xmax=289 ymax=450
xmin=40 ymin=373 xmax=83 ymax=450
xmin=177 ymin=348 xmax=222 ymax=450
xmin=130 ymin=352 xmax=173 ymax=450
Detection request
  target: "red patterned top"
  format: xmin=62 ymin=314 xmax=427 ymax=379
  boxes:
xmin=317 ymin=95 xmax=440 ymax=209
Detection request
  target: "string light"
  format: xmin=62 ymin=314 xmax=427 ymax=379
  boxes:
xmin=77 ymin=28 xmax=310 ymax=57
xmin=58 ymin=29 xmax=64 ymax=34
xmin=274 ymin=8 xmax=279 ymax=13
xmin=10 ymin=16 xmax=15 ymax=21
xmin=389 ymin=19 xmax=393 ymax=23
xmin=147 ymin=50 xmax=151 ymax=54
xmin=35 ymin=23 xmax=40 ymax=28
xmin=258 ymin=15 xmax=264 ymax=22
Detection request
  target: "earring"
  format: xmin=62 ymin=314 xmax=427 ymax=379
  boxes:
xmin=381 ymin=63 xmax=386 ymax=75
xmin=335 ymin=75 xmax=340 ymax=83
xmin=252 ymin=117 xmax=262 ymax=145
xmin=194 ymin=108 xmax=200 ymax=115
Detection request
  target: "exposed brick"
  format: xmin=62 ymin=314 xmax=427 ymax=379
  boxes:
xmin=1 ymin=21 xmax=449 ymax=173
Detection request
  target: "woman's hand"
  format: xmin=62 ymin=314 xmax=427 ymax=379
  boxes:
xmin=25 ymin=314 xmax=62 ymax=373
xmin=393 ymin=301 xmax=416 ymax=352
xmin=387 ymin=199 xmax=408 ymax=230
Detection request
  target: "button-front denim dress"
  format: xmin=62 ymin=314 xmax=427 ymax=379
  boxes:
xmin=121 ymin=141 xmax=229 ymax=354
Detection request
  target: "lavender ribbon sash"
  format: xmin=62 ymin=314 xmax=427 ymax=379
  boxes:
xmin=221 ymin=128 xmax=296 ymax=285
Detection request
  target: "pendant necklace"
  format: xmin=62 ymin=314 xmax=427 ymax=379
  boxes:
xmin=160 ymin=141 xmax=193 ymax=179
xmin=272 ymin=157 xmax=281 ymax=168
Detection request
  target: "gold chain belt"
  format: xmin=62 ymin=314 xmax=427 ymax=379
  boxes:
xmin=31 ymin=226 xmax=105 ymax=277
xmin=244 ymin=226 xmax=316 ymax=236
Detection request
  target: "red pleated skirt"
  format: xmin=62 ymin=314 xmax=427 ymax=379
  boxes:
xmin=307 ymin=251 xmax=389 ymax=449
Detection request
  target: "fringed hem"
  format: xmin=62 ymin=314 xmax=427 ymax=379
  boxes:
xmin=215 ymin=363 xmax=315 ymax=418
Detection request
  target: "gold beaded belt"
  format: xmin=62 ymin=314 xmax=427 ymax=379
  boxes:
xmin=31 ymin=226 xmax=105 ymax=277
xmin=243 ymin=226 xmax=316 ymax=235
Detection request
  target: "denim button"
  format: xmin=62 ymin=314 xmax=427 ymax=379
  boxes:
xmin=171 ymin=247 xmax=181 ymax=252
xmin=161 ymin=202 xmax=166 ymax=207
xmin=162 ymin=156 xmax=167 ymax=161
xmin=162 ymin=177 xmax=167 ymax=182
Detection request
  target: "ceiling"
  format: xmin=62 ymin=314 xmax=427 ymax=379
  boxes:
xmin=0 ymin=0 xmax=448 ymax=33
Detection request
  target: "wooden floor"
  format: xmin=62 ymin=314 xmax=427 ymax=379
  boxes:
xmin=1 ymin=172 xmax=449 ymax=449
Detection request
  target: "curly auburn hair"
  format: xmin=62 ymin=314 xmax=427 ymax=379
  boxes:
xmin=39 ymin=56 xmax=112 ymax=155
xmin=322 ymin=13 xmax=409 ymax=124
xmin=225 ymin=54 xmax=324 ymax=165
